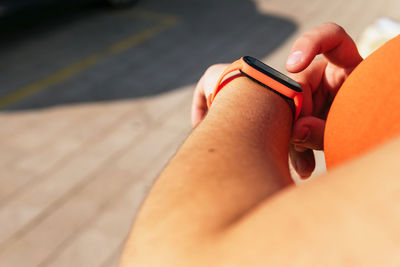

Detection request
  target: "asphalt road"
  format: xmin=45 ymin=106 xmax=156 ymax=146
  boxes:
xmin=0 ymin=0 xmax=296 ymax=111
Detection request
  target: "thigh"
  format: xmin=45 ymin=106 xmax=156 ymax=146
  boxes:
xmin=213 ymin=137 xmax=400 ymax=267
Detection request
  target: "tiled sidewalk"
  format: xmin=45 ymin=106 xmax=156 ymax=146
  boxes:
xmin=1 ymin=0 xmax=399 ymax=266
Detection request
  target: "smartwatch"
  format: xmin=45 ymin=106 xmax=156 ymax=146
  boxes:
xmin=208 ymin=56 xmax=303 ymax=120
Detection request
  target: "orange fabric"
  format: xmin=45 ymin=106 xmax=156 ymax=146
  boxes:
xmin=324 ymin=35 xmax=400 ymax=169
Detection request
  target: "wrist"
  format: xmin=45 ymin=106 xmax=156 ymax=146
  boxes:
xmin=206 ymin=76 xmax=293 ymax=155
xmin=210 ymin=76 xmax=292 ymax=125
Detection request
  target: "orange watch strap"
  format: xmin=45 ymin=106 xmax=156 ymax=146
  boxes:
xmin=208 ymin=57 xmax=303 ymax=120
xmin=208 ymin=59 xmax=243 ymax=106
xmin=206 ymin=72 xmax=244 ymax=107
xmin=240 ymin=58 xmax=303 ymax=119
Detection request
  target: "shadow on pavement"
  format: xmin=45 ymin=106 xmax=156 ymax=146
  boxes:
xmin=0 ymin=0 xmax=297 ymax=111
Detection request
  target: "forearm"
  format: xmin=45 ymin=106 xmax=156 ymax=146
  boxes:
xmin=120 ymin=77 xmax=293 ymax=265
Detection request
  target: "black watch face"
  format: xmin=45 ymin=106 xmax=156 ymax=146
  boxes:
xmin=243 ymin=56 xmax=302 ymax=92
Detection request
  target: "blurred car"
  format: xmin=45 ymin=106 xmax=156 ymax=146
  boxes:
xmin=0 ymin=0 xmax=138 ymax=17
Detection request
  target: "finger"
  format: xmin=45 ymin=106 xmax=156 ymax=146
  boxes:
xmin=289 ymin=145 xmax=316 ymax=179
xmin=288 ymin=58 xmax=327 ymax=116
xmin=191 ymin=64 xmax=230 ymax=128
xmin=291 ymin=116 xmax=326 ymax=150
xmin=191 ymin=75 xmax=207 ymax=128
xmin=286 ymin=22 xmax=363 ymax=73
xmin=203 ymin=64 xmax=230 ymax=97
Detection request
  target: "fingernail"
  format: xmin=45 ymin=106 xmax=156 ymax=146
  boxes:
xmin=286 ymin=51 xmax=303 ymax=66
xmin=295 ymin=158 xmax=312 ymax=179
xmin=293 ymin=127 xmax=310 ymax=143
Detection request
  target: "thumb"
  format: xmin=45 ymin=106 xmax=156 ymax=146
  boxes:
xmin=291 ymin=116 xmax=326 ymax=150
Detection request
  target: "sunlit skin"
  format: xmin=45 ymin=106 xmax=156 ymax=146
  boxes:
xmin=119 ymin=23 xmax=400 ymax=266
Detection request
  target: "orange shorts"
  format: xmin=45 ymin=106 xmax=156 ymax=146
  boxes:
xmin=324 ymin=35 xmax=400 ymax=169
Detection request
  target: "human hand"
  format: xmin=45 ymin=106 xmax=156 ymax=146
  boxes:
xmin=191 ymin=64 xmax=229 ymax=128
xmin=286 ymin=23 xmax=363 ymax=178
xmin=191 ymin=23 xmax=363 ymax=178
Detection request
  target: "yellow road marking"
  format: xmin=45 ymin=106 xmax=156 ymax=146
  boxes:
xmin=108 ymin=17 xmax=176 ymax=54
xmin=0 ymin=10 xmax=178 ymax=109
xmin=0 ymin=55 xmax=102 ymax=108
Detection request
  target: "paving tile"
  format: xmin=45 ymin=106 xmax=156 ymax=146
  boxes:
xmin=0 ymin=167 xmax=34 ymax=202
xmin=1 ymin=0 xmax=399 ymax=266
xmin=0 ymin=93 xmax=191 ymax=267
xmin=0 ymin=106 xmax=142 ymax=247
